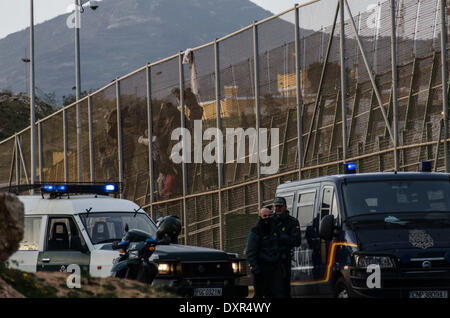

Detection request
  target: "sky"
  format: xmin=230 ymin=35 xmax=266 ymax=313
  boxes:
xmin=0 ymin=0 xmax=379 ymax=40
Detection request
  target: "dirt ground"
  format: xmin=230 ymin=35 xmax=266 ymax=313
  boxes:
xmin=0 ymin=266 xmax=177 ymax=298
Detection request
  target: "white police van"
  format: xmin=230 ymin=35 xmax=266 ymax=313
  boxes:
xmin=5 ymin=183 xmax=248 ymax=297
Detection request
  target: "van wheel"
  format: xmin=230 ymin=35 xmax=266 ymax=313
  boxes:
xmin=334 ymin=277 xmax=350 ymax=298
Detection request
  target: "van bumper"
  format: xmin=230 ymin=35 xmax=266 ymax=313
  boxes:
xmin=344 ymin=268 xmax=450 ymax=298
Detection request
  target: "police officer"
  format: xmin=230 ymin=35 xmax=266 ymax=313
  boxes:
xmin=272 ymin=197 xmax=301 ymax=298
xmin=246 ymin=208 xmax=284 ymax=298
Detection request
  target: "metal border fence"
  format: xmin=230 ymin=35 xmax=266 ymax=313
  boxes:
xmin=0 ymin=0 xmax=449 ymax=257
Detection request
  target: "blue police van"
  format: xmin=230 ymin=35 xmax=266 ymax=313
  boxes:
xmin=275 ymin=163 xmax=450 ymax=298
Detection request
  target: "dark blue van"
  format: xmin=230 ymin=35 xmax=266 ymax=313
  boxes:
xmin=275 ymin=169 xmax=450 ymax=298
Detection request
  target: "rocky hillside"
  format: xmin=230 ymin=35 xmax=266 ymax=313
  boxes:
xmin=0 ymin=91 xmax=57 ymax=141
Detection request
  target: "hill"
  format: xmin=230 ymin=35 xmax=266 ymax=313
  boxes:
xmin=0 ymin=0 xmax=284 ymax=104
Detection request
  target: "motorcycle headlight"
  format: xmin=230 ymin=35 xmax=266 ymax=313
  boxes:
xmin=128 ymin=250 xmax=139 ymax=260
xmin=354 ymin=255 xmax=395 ymax=269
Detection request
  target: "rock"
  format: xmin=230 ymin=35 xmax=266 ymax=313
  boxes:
xmin=0 ymin=193 xmax=24 ymax=263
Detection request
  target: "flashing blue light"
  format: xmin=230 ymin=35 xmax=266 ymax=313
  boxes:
xmin=345 ymin=162 xmax=356 ymax=174
xmin=104 ymin=184 xmax=116 ymax=192
xmin=56 ymin=185 xmax=67 ymax=192
xmin=42 ymin=185 xmax=55 ymax=192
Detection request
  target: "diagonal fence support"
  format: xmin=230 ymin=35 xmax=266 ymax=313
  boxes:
xmin=344 ymin=0 xmax=395 ymax=146
xmin=303 ymin=1 xmax=340 ymax=167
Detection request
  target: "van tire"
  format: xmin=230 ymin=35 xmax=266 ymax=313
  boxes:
xmin=334 ymin=277 xmax=351 ymax=298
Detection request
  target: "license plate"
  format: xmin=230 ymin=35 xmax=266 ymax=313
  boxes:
xmin=194 ymin=288 xmax=222 ymax=297
xmin=409 ymin=290 xmax=448 ymax=298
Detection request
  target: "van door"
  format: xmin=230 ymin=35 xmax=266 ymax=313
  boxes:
xmin=8 ymin=216 xmax=46 ymax=273
xmin=316 ymin=185 xmax=339 ymax=295
xmin=37 ymin=216 xmax=90 ymax=274
xmin=290 ymin=188 xmax=318 ymax=296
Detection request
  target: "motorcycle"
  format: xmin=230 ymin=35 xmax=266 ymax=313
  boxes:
xmin=111 ymin=228 xmax=159 ymax=284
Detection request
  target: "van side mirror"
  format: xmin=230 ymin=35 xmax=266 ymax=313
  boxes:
xmin=319 ymin=214 xmax=334 ymax=241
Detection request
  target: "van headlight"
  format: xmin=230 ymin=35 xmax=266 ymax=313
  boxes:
xmin=354 ymin=255 xmax=395 ymax=269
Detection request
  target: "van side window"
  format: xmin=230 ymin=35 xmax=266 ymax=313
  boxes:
xmin=19 ymin=217 xmax=42 ymax=251
xmin=320 ymin=187 xmax=333 ymax=219
xmin=297 ymin=191 xmax=316 ymax=227
xmin=331 ymin=192 xmax=339 ymax=220
xmin=279 ymin=194 xmax=294 ymax=213
xmin=46 ymin=217 xmax=87 ymax=252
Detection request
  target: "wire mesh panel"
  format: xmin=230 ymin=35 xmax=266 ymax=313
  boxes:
xmin=150 ymin=57 xmax=184 ymax=202
xmin=258 ymin=11 xmax=297 ymax=175
xmin=118 ymin=70 xmax=149 ymax=206
xmin=40 ymin=112 xmax=64 ymax=182
xmin=66 ymin=105 xmax=78 ymax=182
xmin=223 ymin=182 xmax=259 ymax=256
xmin=17 ymin=128 xmax=31 ymax=185
xmin=91 ymin=84 xmax=118 ymax=182
xmin=183 ymin=45 xmax=219 ymax=195
xmin=187 ymin=193 xmax=220 ymax=249
xmin=80 ymin=99 xmax=90 ymax=182
xmin=0 ymin=138 xmax=15 ymax=186
xmin=219 ymin=28 xmax=257 ymax=187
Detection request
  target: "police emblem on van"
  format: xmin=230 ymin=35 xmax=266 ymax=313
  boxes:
xmin=409 ymin=230 xmax=434 ymax=249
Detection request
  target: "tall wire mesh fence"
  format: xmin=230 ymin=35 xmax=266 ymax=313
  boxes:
xmin=1 ymin=0 xmax=449 ymax=259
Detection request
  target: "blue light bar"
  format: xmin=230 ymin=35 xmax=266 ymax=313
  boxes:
xmin=344 ymin=162 xmax=356 ymax=174
xmin=40 ymin=183 xmax=120 ymax=195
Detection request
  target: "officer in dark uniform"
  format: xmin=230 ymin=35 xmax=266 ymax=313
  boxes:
xmin=272 ymin=196 xmax=301 ymax=298
xmin=246 ymin=208 xmax=284 ymax=298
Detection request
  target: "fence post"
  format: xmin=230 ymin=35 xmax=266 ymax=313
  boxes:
xmin=295 ymin=4 xmax=304 ymax=179
xmin=38 ymin=122 xmax=43 ymax=183
xmin=63 ymin=108 xmax=68 ymax=182
xmin=88 ymin=95 xmax=94 ymax=182
xmin=253 ymin=22 xmax=262 ymax=209
xmin=146 ymin=64 xmax=155 ymax=220
xmin=441 ymin=0 xmax=449 ymax=172
xmin=391 ymin=0 xmax=400 ymax=171
xmin=215 ymin=39 xmax=225 ymax=250
xmin=178 ymin=52 xmax=189 ymax=245
xmin=116 ymin=80 xmax=124 ymax=199
xmin=339 ymin=0 xmax=348 ymax=163
xmin=15 ymin=135 xmax=20 ymax=185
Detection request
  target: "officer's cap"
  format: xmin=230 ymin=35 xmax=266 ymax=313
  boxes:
xmin=273 ymin=197 xmax=286 ymax=206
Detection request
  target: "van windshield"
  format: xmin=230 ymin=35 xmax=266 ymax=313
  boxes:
xmin=342 ymin=180 xmax=450 ymax=219
xmin=80 ymin=212 xmax=157 ymax=245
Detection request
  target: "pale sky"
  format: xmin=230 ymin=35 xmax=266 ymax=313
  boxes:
xmin=0 ymin=0 xmax=378 ymax=40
